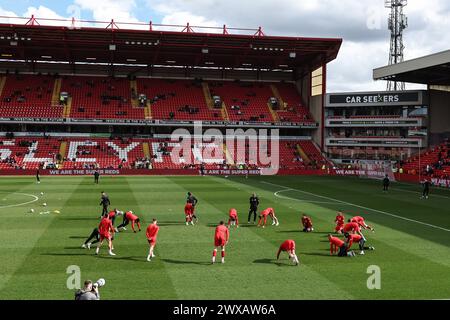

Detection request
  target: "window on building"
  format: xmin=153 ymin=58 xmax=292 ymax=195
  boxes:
xmin=311 ymin=67 xmax=323 ymax=96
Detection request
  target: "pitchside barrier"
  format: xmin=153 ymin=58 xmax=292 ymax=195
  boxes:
xmin=1 ymin=169 xmax=448 ymax=188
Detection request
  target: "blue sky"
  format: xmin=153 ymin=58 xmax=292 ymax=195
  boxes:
xmin=0 ymin=0 xmax=448 ymax=92
xmin=0 ymin=0 xmax=164 ymax=22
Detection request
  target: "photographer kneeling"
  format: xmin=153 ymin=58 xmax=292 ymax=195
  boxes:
xmin=75 ymin=280 xmax=102 ymax=300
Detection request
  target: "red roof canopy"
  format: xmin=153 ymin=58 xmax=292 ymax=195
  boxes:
xmin=0 ymin=17 xmax=342 ymax=72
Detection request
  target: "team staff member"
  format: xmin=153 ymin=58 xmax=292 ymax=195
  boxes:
xmin=248 ymin=193 xmax=259 ymax=223
xmin=100 ymin=191 xmax=110 ymax=216
xmin=382 ymin=174 xmax=390 ymax=192
xmin=94 ymin=170 xmax=100 ymax=184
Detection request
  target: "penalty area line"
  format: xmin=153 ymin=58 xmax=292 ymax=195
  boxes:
xmin=262 ymin=181 xmax=450 ymax=233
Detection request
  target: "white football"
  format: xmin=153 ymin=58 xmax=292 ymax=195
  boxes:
xmin=40 ymin=192 xmax=44 ymax=196
xmin=43 ymin=203 xmax=47 ymax=207
xmin=30 ymin=209 xmax=35 ymax=213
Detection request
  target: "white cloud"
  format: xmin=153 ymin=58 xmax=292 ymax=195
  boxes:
xmin=146 ymin=0 xmax=448 ymax=92
xmin=74 ymin=0 xmax=139 ymax=23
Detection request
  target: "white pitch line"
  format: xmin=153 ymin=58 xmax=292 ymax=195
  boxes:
xmin=274 ymin=189 xmax=341 ymax=205
xmin=390 ymin=187 xmax=450 ymax=200
xmin=262 ymin=181 xmax=450 ymax=233
xmin=0 ymin=192 xmax=39 ymax=209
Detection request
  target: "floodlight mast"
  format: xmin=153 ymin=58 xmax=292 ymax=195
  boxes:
xmin=385 ymin=0 xmax=408 ymax=91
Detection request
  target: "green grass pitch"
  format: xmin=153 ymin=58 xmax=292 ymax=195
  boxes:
xmin=0 ymin=175 xmax=449 ymax=300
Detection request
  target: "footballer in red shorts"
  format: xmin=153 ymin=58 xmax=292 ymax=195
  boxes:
xmin=146 ymin=219 xmax=160 ymax=262
xmin=277 ymin=239 xmax=299 ymax=265
xmin=95 ymin=215 xmax=116 ymax=256
xmin=184 ymin=203 xmax=194 ymax=226
xmin=212 ymin=221 xmax=230 ymax=264
xmin=228 ymin=208 xmax=239 ymax=228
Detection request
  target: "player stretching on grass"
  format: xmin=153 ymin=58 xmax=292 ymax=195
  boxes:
xmin=146 ymin=219 xmax=160 ymax=262
xmin=116 ymin=210 xmax=141 ymax=233
xmin=350 ymin=216 xmax=374 ymax=231
xmin=228 ymin=208 xmax=239 ymax=228
xmin=277 ymin=239 xmax=299 ymax=265
xmin=334 ymin=211 xmax=345 ymax=234
xmin=95 ymin=215 xmax=116 ymax=256
xmin=301 ymin=214 xmax=314 ymax=232
xmin=186 ymin=192 xmax=199 ymax=223
xmin=184 ymin=202 xmax=194 ymax=226
xmin=107 ymin=208 xmax=124 ymax=227
xmin=344 ymin=232 xmax=375 ymax=255
xmin=212 ymin=221 xmax=229 ymax=264
xmin=82 ymin=227 xmax=100 ymax=250
xmin=257 ymin=208 xmax=279 ymax=228
xmin=328 ymin=234 xmax=345 ymax=255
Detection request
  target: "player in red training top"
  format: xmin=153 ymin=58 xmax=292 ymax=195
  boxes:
xmin=342 ymin=221 xmax=362 ymax=235
xmin=301 ymin=214 xmax=314 ymax=232
xmin=228 ymin=208 xmax=239 ymax=228
xmin=334 ymin=211 xmax=345 ymax=233
xmin=146 ymin=219 xmax=160 ymax=262
xmin=212 ymin=221 xmax=230 ymax=264
xmin=328 ymin=234 xmax=345 ymax=255
xmin=277 ymin=239 xmax=299 ymax=265
xmin=116 ymin=210 xmax=141 ymax=233
xmin=184 ymin=202 xmax=194 ymax=226
xmin=350 ymin=216 xmax=374 ymax=231
xmin=107 ymin=208 xmax=124 ymax=227
xmin=95 ymin=215 xmax=116 ymax=256
xmin=345 ymin=232 xmax=375 ymax=255
xmin=257 ymin=208 xmax=279 ymax=228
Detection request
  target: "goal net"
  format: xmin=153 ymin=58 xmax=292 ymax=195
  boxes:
xmin=355 ymin=160 xmax=396 ymax=182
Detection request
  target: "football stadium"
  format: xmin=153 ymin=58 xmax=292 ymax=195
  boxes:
xmin=0 ymin=1 xmax=449 ymax=307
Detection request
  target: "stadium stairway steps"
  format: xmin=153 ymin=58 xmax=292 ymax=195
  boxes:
xmin=267 ymin=103 xmax=280 ymax=122
xmin=202 ymin=82 xmax=215 ymax=110
xmin=221 ymin=102 xmax=230 ymax=121
xmin=270 ymin=84 xmax=286 ymax=110
xmin=130 ymin=80 xmax=139 ymax=108
xmin=145 ymin=101 xmax=152 ymax=119
xmin=63 ymin=97 xmax=72 ymax=118
xmin=296 ymin=144 xmax=311 ymax=164
xmin=0 ymin=76 xmax=6 ymax=97
xmin=143 ymin=142 xmax=151 ymax=158
xmin=223 ymin=143 xmax=235 ymax=165
xmin=51 ymin=78 xmax=62 ymax=106
xmin=58 ymin=141 xmax=68 ymax=168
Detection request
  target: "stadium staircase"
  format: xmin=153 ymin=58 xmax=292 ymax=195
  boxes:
xmin=144 ymin=101 xmax=153 ymax=119
xmin=142 ymin=142 xmax=151 ymax=158
xmin=267 ymin=102 xmax=280 ymax=122
xmin=58 ymin=141 xmax=68 ymax=168
xmin=51 ymin=78 xmax=62 ymax=106
xmin=270 ymin=84 xmax=286 ymax=110
xmin=223 ymin=143 xmax=235 ymax=165
xmin=296 ymin=144 xmax=311 ymax=164
xmin=130 ymin=80 xmax=139 ymax=108
xmin=63 ymin=97 xmax=72 ymax=118
xmin=0 ymin=76 xmax=6 ymax=97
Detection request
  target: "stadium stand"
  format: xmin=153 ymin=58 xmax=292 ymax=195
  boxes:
xmin=0 ymin=137 xmax=328 ymax=171
xmin=59 ymin=76 xmax=145 ymax=120
xmin=400 ymin=140 xmax=450 ymax=178
xmin=0 ymin=75 xmax=63 ymax=118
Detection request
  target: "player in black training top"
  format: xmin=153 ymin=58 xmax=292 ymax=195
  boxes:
xmin=187 ymin=192 xmax=199 ymax=223
xmin=248 ymin=193 xmax=259 ymax=223
xmin=36 ymin=168 xmax=41 ymax=184
xmin=382 ymin=174 xmax=390 ymax=192
xmin=421 ymin=179 xmax=431 ymax=199
xmin=100 ymin=191 xmax=110 ymax=216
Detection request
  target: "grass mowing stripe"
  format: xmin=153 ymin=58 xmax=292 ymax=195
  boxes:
xmin=261 ymin=181 xmax=450 ymax=233
xmin=0 ymin=177 xmax=83 ymax=297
